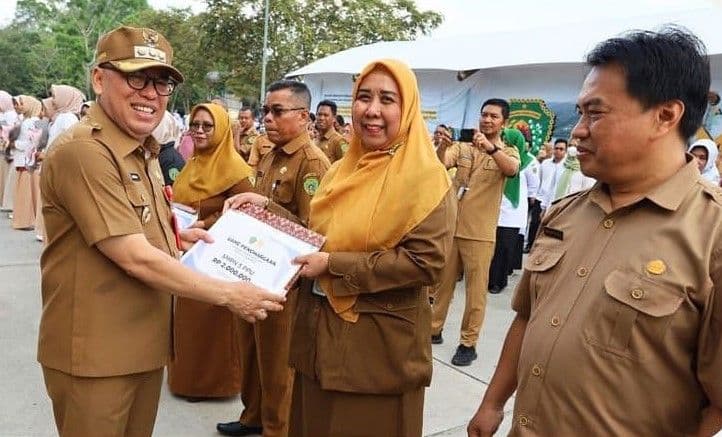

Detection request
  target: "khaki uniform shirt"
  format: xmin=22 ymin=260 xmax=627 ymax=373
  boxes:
xmin=38 ymin=104 xmax=179 ymax=377
xmin=233 ymin=124 xmax=258 ymax=161
xmin=289 ymin=189 xmax=456 ymax=394
xmin=440 ymin=141 xmax=520 ymax=241
xmin=316 ymin=127 xmax=348 ymax=164
xmin=510 ymin=159 xmax=722 ymax=436
xmin=255 ymin=131 xmax=330 ymax=226
xmin=248 ymin=134 xmax=274 ymax=169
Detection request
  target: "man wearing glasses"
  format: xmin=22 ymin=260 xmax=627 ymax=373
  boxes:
xmin=217 ymin=81 xmax=330 ymax=437
xmin=38 ymin=26 xmax=284 ymax=436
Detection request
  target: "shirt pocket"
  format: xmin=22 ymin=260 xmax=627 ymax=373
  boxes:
xmin=525 ymin=243 xmax=566 ymax=307
xmin=584 ymin=269 xmax=684 ymax=361
xmin=271 ymin=176 xmax=294 ymax=206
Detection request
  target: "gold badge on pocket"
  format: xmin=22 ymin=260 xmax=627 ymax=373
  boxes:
xmin=646 ymin=259 xmax=666 ymax=275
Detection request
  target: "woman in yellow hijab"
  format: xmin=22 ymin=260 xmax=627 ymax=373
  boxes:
xmin=168 ymin=102 xmax=255 ymax=400
xmin=286 ymin=60 xmax=456 ymax=436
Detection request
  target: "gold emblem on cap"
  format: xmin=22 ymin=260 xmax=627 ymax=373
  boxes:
xmin=280 ymin=167 xmax=287 ymax=174
xmin=142 ymin=29 xmax=159 ymax=48
xmin=646 ymin=260 xmax=666 ymax=275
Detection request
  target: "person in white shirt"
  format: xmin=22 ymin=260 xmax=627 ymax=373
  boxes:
xmin=552 ymin=142 xmax=596 ymax=200
xmin=526 ymin=138 xmax=566 ymax=251
xmin=46 ymin=85 xmax=84 ymax=148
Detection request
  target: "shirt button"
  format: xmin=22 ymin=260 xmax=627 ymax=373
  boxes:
xmin=531 ymin=364 xmax=543 ymax=376
xmin=550 ymin=316 xmax=561 ymax=327
xmin=386 ymin=303 xmax=394 ymax=310
xmin=519 ymin=415 xmax=530 ymax=426
xmin=603 ymin=218 xmax=615 ymax=229
xmin=576 ymin=267 xmax=588 ymax=277
xmin=630 ymin=288 xmax=645 ymax=299
xmin=533 ymin=257 xmax=543 ymax=265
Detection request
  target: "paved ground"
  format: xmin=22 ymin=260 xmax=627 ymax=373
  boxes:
xmin=0 ymin=214 xmax=519 ymax=436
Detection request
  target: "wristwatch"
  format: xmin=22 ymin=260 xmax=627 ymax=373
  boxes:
xmin=488 ymin=145 xmax=500 ymax=155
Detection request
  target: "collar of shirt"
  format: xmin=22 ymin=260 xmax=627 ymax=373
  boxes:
xmin=589 ymin=155 xmax=699 ymax=213
xmin=321 ymin=127 xmax=338 ymax=141
xmin=86 ymin=104 xmax=161 ymax=158
xmin=280 ymin=131 xmax=312 ymax=155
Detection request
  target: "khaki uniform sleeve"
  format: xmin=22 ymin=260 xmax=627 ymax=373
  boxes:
xmin=44 ymin=140 xmax=143 ymax=246
xmin=327 ymin=188 xmax=456 ymax=296
xmin=248 ymin=138 xmax=261 ymax=167
xmin=440 ymin=143 xmax=460 ymax=169
xmin=203 ymin=178 xmax=254 ymax=228
xmin=697 ymin=245 xmax=722 ymax=408
xmin=295 ymin=155 xmax=330 ymax=226
xmin=503 ymin=144 xmax=520 ymax=162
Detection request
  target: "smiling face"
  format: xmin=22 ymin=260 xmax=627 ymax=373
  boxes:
xmin=91 ymin=66 xmax=170 ymax=141
xmin=352 ymin=68 xmax=402 ymax=151
xmin=478 ymin=104 xmax=506 ymax=137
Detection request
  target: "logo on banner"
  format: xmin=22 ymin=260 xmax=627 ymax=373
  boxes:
xmin=508 ymin=99 xmax=555 ymax=155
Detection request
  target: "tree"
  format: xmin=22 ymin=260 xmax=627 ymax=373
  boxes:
xmin=202 ymin=0 xmax=442 ymax=102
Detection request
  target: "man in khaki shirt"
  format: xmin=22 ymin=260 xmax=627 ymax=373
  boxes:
xmin=247 ymin=132 xmax=274 ymax=169
xmin=232 ymin=106 xmax=258 ymax=161
xmin=217 ymin=80 xmax=330 ymax=437
xmin=315 ymin=99 xmax=348 ymax=163
xmin=469 ymin=28 xmax=722 ymax=437
xmin=38 ymin=26 xmax=283 ymax=437
xmin=431 ymin=99 xmax=519 ymax=366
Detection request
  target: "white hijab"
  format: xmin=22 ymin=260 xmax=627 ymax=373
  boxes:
xmin=688 ymin=139 xmax=720 ymax=184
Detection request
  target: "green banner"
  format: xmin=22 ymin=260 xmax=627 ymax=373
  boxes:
xmin=508 ymin=99 xmax=556 ymax=155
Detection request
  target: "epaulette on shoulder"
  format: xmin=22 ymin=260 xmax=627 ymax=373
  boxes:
xmin=550 ymin=188 xmax=589 ymax=207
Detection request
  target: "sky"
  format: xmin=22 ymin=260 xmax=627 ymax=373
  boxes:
xmin=1 ymin=0 xmax=720 ymax=36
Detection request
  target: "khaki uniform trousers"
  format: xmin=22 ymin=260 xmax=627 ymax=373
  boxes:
xmin=237 ymin=294 xmax=296 ymax=437
xmin=431 ymin=237 xmax=495 ymax=347
xmin=42 ymin=366 xmax=164 ymax=437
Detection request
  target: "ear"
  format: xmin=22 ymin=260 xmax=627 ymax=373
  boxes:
xmin=653 ymin=99 xmax=684 ymax=138
xmin=90 ymin=67 xmax=105 ymax=96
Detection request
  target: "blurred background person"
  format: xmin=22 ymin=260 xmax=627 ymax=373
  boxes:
xmin=688 ymin=138 xmax=720 ymax=184
xmin=153 ymin=111 xmax=185 ymax=186
xmin=0 ymin=91 xmax=18 ymax=211
xmin=287 ymin=59 xmax=454 ymax=437
xmin=11 ymin=95 xmax=42 ymax=230
xmin=552 ymin=139 xmax=596 ymax=200
xmin=232 ymin=107 xmax=258 ymax=161
xmin=168 ymin=102 xmax=255 ymax=401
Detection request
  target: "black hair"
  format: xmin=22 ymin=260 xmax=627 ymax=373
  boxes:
xmin=267 ymin=80 xmax=311 ymax=109
xmin=553 ymin=138 xmax=568 ymax=146
xmin=335 ymin=114 xmax=345 ymax=126
xmin=317 ymin=99 xmax=338 ymax=115
xmin=586 ymin=26 xmax=709 ymax=139
xmin=309 ymin=112 xmax=316 ymax=122
xmin=481 ymin=98 xmax=510 ymax=120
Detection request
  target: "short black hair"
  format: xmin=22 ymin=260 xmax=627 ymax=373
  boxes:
xmin=317 ymin=99 xmax=337 ymax=115
xmin=481 ymin=98 xmax=510 ymax=120
xmin=267 ymin=80 xmax=311 ymax=109
xmin=335 ymin=114 xmax=345 ymax=126
xmin=554 ymin=138 xmax=568 ymax=146
xmin=239 ymin=106 xmax=253 ymax=114
xmin=309 ymin=112 xmax=316 ymax=122
xmin=586 ymin=26 xmax=709 ymax=140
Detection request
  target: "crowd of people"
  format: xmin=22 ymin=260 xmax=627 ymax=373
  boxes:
xmin=4 ymin=21 xmax=722 ymax=437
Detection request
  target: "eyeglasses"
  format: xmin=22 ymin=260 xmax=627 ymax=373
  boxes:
xmin=189 ymin=121 xmax=214 ymax=133
xmin=99 ymin=64 xmax=177 ymax=96
xmin=261 ymin=105 xmax=306 ymax=117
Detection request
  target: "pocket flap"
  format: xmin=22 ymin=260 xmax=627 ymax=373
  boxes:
xmin=525 ymin=248 xmax=565 ymax=272
xmin=355 ymin=290 xmax=417 ymax=314
xmin=604 ymin=269 xmax=683 ymax=317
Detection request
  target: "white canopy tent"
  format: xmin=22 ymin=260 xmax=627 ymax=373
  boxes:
xmin=286 ymin=8 xmax=722 ymax=137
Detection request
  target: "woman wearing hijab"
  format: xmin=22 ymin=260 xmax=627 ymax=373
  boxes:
xmin=285 ymin=60 xmax=455 ymax=435
xmin=47 ymin=84 xmax=84 ymax=147
xmin=0 ymin=91 xmax=19 ymax=210
xmin=488 ymin=128 xmax=538 ymax=293
xmin=552 ymin=139 xmax=596 ymax=200
xmin=167 ymin=102 xmax=254 ymax=400
xmin=12 ymin=95 xmax=42 ymax=230
xmin=688 ymin=138 xmax=721 ymax=184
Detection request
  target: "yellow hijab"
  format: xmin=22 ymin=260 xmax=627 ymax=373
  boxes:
xmin=173 ymin=103 xmax=253 ymax=205
xmin=310 ymin=59 xmax=451 ymax=322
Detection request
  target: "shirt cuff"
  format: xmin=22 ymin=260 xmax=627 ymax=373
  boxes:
xmin=328 ymin=252 xmax=362 ymax=296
